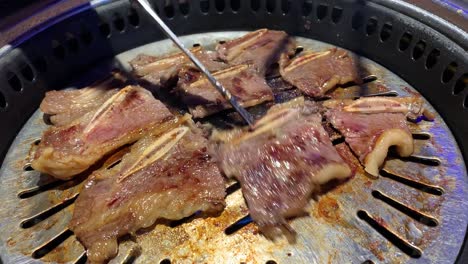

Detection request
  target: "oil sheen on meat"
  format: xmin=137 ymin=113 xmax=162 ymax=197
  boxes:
xmin=69 ymin=118 xmax=226 ymax=263
xmin=325 ymin=97 xmax=416 ymax=176
xmin=31 ymin=86 xmax=174 ymax=179
xmin=212 ymin=97 xmax=352 ymax=236
xmin=40 ymin=71 xmax=128 ymax=126
xmin=177 ymin=64 xmax=274 ymax=118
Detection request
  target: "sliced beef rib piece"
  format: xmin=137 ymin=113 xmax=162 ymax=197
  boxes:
xmin=212 ymin=97 xmax=352 ymax=236
xmin=31 ymin=86 xmax=174 ymax=179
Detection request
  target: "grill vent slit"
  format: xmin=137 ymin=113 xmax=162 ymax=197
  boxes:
xmin=398 ymin=155 xmax=440 ymax=166
xmin=331 ymin=6 xmax=343 ymax=23
xmin=302 ymin=1 xmax=313 ymax=17
xmin=366 ymin=17 xmax=378 ymax=36
xmin=231 ymin=0 xmax=241 ymax=12
xmin=281 ymin=0 xmax=291 ymax=14
xmin=122 ymin=252 xmax=138 ymax=264
xmin=351 ymin=11 xmax=364 ymax=30
xmin=179 ymin=2 xmax=190 ymax=16
xmin=372 ymin=190 xmax=438 ymax=226
xmin=442 ymin=62 xmax=458 ymax=83
xmin=160 ymin=258 xmax=171 ymax=264
xmin=51 ymin=40 xmax=66 ymax=60
xmin=20 ymin=194 xmax=78 ymax=228
xmin=0 ymin=91 xmax=6 ymax=109
xmin=128 ymin=8 xmax=140 ymax=27
xmin=412 ymin=132 xmax=431 ymax=140
xmin=113 ymin=14 xmax=125 ymax=32
xmin=113 ymin=13 xmax=126 ymax=32
xmin=215 ymin=0 xmax=226 ymax=13
xmin=21 ymin=64 xmax=35 ymax=82
xmin=412 ymin=40 xmax=426 ymax=60
xmin=380 ymin=22 xmax=392 ymax=41
xmin=7 ymin=72 xmax=22 ymax=91
xmin=425 ymin=49 xmax=440 ymax=69
xmin=454 ymin=73 xmax=467 ymax=95
xmin=225 ymin=215 xmax=252 ymax=235
xmin=23 ymin=163 xmax=34 ymax=171
xmin=316 ymin=4 xmax=328 ymax=21
xmin=362 ymin=75 xmax=378 ymax=83
xmin=200 ymin=0 xmax=210 ymax=13
xmin=226 ymin=181 xmax=241 ymax=196
xmin=332 ymin=137 xmax=345 ymax=145
xmin=266 ymin=0 xmax=276 ymax=13
xmin=31 ymin=229 xmax=74 ymax=259
xmin=72 ymin=252 xmax=87 ymax=264
xmin=399 ymin=32 xmax=413 ymax=51
xmin=380 ymin=169 xmax=444 ymax=195
xmin=17 ymin=179 xmax=72 ymax=199
xmin=357 ymin=210 xmax=422 ymax=258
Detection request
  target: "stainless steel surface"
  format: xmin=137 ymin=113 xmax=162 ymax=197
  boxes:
xmin=133 ymin=0 xmax=254 ymax=127
xmin=0 ymin=32 xmax=467 ymax=264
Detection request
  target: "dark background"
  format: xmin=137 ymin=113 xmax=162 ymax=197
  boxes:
xmin=0 ymin=0 xmax=467 ymax=48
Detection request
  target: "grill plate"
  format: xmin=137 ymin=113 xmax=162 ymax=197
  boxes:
xmin=0 ymin=32 xmax=467 ymax=264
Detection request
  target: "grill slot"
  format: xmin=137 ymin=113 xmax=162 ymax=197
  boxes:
xmin=380 ymin=169 xmax=444 ymax=195
xmin=224 ymin=215 xmax=252 ymax=235
xmin=412 ymin=132 xmax=431 ymax=140
xmin=20 ymin=195 xmax=78 ymax=228
xmin=357 ymin=210 xmax=422 ymax=258
xmin=0 ymin=29 xmax=466 ymax=263
xmin=226 ymin=181 xmax=241 ymax=196
xmin=73 ymin=252 xmax=87 ymax=264
xmin=397 ymin=155 xmax=441 ymax=166
xmin=371 ymin=190 xmax=438 ymax=226
xmin=31 ymin=229 xmax=74 ymax=259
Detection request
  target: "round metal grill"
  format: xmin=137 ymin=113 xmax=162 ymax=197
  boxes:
xmin=0 ymin=32 xmax=466 ymax=264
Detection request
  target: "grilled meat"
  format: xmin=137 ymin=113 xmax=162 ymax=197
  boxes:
xmin=325 ymin=97 xmax=417 ymax=176
xmin=279 ymin=48 xmax=361 ymax=97
xmin=216 ymin=29 xmax=295 ymax=75
xmin=129 ymin=47 xmax=227 ymax=87
xmin=323 ymin=96 xmax=435 ymax=121
xmin=69 ymin=117 xmax=226 ymax=263
xmin=212 ymin=97 xmax=352 ymax=236
xmin=31 ymin=86 xmax=174 ymax=179
xmin=40 ymin=71 xmax=128 ymax=126
xmin=177 ymin=64 xmax=274 ymax=118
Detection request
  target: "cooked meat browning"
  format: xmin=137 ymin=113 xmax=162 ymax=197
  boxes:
xmin=325 ymin=97 xmax=415 ymax=176
xmin=212 ymin=97 xmax=352 ymax=236
xmin=279 ymin=48 xmax=361 ymax=97
xmin=31 ymin=86 xmax=174 ymax=179
xmin=69 ymin=117 xmax=225 ymax=263
xmin=129 ymin=47 xmax=227 ymax=87
xmin=217 ymin=29 xmax=295 ymax=75
xmin=178 ymin=64 xmax=274 ymax=118
xmin=40 ymin=71 xmax=128 ymax=126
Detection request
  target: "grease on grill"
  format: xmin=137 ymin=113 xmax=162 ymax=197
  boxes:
xmin=380 ymin=169 xmax=444 ymax=195
xmin=357 ymin=210 xmax=423 ymax=258
xmin=1 ymin=32 xmax=466 ymax=264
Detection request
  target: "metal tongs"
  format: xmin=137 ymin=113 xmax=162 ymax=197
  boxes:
xmin=133 ymin=0 xmax=255 ymax=127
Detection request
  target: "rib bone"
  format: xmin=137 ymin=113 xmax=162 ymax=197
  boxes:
xmin=117 ymin=126 xmax=189 ymax=182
